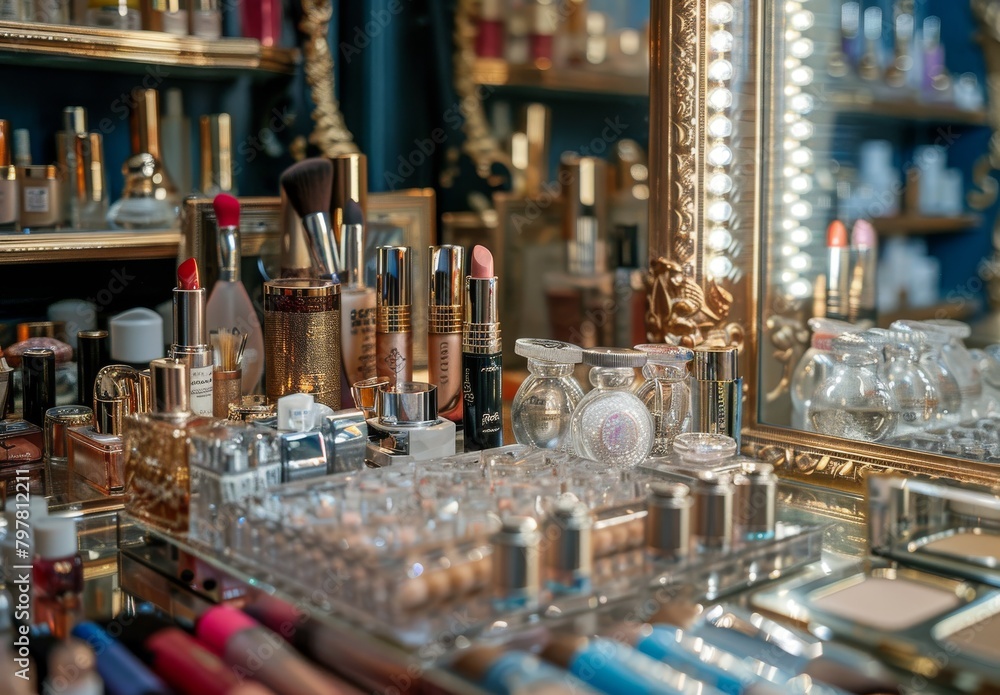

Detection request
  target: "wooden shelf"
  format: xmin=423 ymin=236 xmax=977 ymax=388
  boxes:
xmin=872 ymin=215 xmax=980 ymax=236
xmin=0 ymin=20 xmax=300 ymax=77
xmin=830 ymin=92 xmax=988 ymax=126
xmin=877 ymin=299 xmax=978 ymax=327
xmin=0 ymin=229 xmax=181 ymax=264
xmin=472 ymin=58 xmax=648 ymax=97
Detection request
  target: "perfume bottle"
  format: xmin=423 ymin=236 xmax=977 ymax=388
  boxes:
xmin=366 ymin=382 xmax=456 ymax=466
xmin=808 ymin=333 xmax=898 ymax=442
xmin=790 ymin=318 xmax=860 ymax=431
xmin=340 ymin=209 xmax=377 ymax=407
xmin=890 ymin=320 xmax=962 ymax=427
xmin=924 ymin=319 xmax=984 ymax=422
xmin=634 ymin=344 xmax=693 ymax=456
xmin=882 ymin=333 xmax=939 ymax=434
xmin=511 ymin=338 xmax=585 ymax=449
xmin=570 ymin=347 xmax=654 ymax=469
xmin=123 ymin=358 xmax=214 ymax=533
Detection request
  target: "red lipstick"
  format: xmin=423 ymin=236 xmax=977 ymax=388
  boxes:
xmin=462 ymin=244 xmax=503 ymax=451
xmin=171 ymin=257 xmax=213 ymax=415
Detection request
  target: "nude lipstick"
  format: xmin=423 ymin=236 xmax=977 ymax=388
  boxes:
xmin=429 ymin=245 xmax=465 ymax=423
xmin=849 ymin=218 xmax=877 ymax=323
xmin=462 ymin=245 xmax=503 ymax=451
xmin=376 ymin=246 xmax=413 ymax=389
xmin=171 ymin=257 xmax=214 ymax=416
xmin=825 ymin=220 xmax=850 ymax=321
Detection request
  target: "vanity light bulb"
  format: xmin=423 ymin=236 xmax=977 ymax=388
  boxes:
xmin=790 ymin=38 xmax=814 ymax=58
xmin=781 ymin=218 xmax=797 ymax=231
xmin=710 ymin=30 xmax=734 ymax=52
xmin=708 ymin=88 xmax=733 ymax=110
xmin=783 ymin=138 xmax=799 ymax=151
xmin=708 ymin=228 xmax=733 ymax=251
xmin=707 ymin=144 xmax=733 ymax=167
xmin=790 ymin=66 xmax=814 ymax=86
xmin=707 ymin=172 xmax=733 ymax=195
xmin=790 ymin=10 xmax=814 ymax=30
xmin=785 ymin=30 xmax=801 ymax=43
xmin=789 ymin=278 xmax=812 ymax=298
xmin=790 ymin=175 xmax=812 ymax=193
xmin=790 ymin=147 xmax=813 ymax=167
xmin=707 ymin=200 xmax=733 ymax=222
xmin=784 ymin=1 xmax=801 ymax=13
xmin=782 ymin=192 xmax=799 ymax=205
xmin=790 ymin=93 xmax=815 ymax=113
xmin=708 ymin=59 xmax=734 ymax=81
xmin=708 ymin=115 xmax=733 ymax=138
xmin=781 ymin=244 xmax=798 ymax=257
xmin=789 ymin=200 xmax=813 ymax=219
xmin=789 ymin=253 xmax=811 ymax=271
xmin=790 ymin=227 xmax=812 ymax=245
xmin=780 ymin=270 xmax=796 ymax=283
xmin=709 ymin=1 xmax=735 ymax=24
xmin=783 ymin=165 xmax=800 ymax=178
xmin=784 ymin=57 xmax=801 ymax=70
xmin=708 ymin=255 xmax=734 ymax=278
xmin=789 ymin=120 xmax=814 ymax=139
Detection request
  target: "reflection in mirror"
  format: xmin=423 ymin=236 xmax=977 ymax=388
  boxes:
xmin=759 ymin=0 xmax=1000 ymax=463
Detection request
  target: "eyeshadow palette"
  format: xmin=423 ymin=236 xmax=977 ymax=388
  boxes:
xmin=751 ymin=561 xmax=1000 ymax=691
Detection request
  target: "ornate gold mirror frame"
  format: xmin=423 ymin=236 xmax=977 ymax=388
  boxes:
xmin=648 ymin=0 xmax=1000 ymax=491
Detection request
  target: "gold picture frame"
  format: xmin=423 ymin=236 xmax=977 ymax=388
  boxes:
xmin=648 ymin=0 xmax=1000 ymax=490
xmin=181 ymin=188 xmax=437 ymax=368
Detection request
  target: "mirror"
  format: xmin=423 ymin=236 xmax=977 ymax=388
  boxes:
xmin=648 ymin=0 xmax=1000 ymax=489
xmin=756 ymin=0 xmax=1000 ymax=467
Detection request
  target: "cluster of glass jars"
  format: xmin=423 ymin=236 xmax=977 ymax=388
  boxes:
xmin=511 ymin=339 xmax=695 ymax=469
xmin=791 ymin=318 xmax=1000 ymax=458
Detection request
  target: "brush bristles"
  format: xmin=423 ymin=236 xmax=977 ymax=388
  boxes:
xmin=280 ymin=158 xmax=334 ymax=220
xmin=211 ymin=328 xmax=247 ymax=372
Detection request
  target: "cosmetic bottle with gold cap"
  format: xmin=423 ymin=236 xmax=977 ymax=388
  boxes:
xmin=123 ymin=358 xmax=215 ymax=533
xmin=128 ymin=88 xmax=178 ymax=206
xmin=376 ymin=246 xmax=413 ymax=388
xmin=199 ymin=113 xmax=236 ymax=196
xmin=68 ymin=365 xmax=146 ymax=494
xmin=0 ymin=121 xmax=16 ymax=230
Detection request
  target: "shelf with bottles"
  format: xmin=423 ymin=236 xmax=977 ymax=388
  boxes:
xmin=0 ymin=20 xmax=300 ymax=77
xmin=872 ymin=214 xmax=980 ymax=236
xmin=829 ymin=92 xmax=988 ymax=127
xmin=0 ymin=228 xmax=181 ymax=263
xmin=472 ymin=57 xmax=647 ymax=97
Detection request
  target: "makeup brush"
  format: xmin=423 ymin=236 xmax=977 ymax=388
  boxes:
xmin=279 ymin=158 xmax=339 ymax=281
xmin=206 ymin=193 xmax=264 ymax=394
xmin=338 ymin=199 xmax=364 ymax=281
xmin=211 ymin=327 xmax=247 ymax=418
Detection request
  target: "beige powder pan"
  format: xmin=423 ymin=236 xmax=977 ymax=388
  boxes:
xmin=810 ymin=576 xmax=962 ymax=631
xmin=934 ymin=596 xmax=1000 ymax=663
xmin=917 ymin=530 xmax=1000 ymax=567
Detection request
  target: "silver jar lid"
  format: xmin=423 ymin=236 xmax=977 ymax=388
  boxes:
xmin=515 ymin=338 xmax=584 ymax=364
xmin=582 ymin=347 xmax=647 ymax=369
xmin=693 ymin=346 xmax=739 ymax=380
xmin=673 ymin=433 xmax=738 ymax=462
xmin=378 ymin=382 xmax=438 ymax=425
xmin=635 ymin=344 xmax=694 ymax=364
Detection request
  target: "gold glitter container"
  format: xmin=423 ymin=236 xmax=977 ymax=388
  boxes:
xmin=264 ymin=279 xmax=342 ymax=409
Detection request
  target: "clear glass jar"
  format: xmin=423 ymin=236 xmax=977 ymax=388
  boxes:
xmin=570 ymin=347 xmax=653 ymax=469
xmin=790 ymin=318 xmax=861 ymax=431
xmin=890 ymin=320 xmax=962 ymax=427
xmin=883 ymin=334 xmax=939 ymax=435
xmin=973 ymin=344 xmax=1000 ymax=416
xmin=807 ymin=333 xmax=898 ymax=442
xmin=924 ymin=319 xmax=984 ymax=422
xmin=634 ymin=344 xmax=692 ymax=456
xmin=511 ymin=339 xmax=585 ymax=449
xmin=670 ymin=432 xmax=738 ymax=472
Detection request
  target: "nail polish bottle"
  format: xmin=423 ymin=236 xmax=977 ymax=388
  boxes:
xmin=32 ymin=517 xmax=83 ymax=600
xmin=366 ymin=382 xmax=456 ymax=466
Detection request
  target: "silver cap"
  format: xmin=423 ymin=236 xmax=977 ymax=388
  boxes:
xmin=340 ymin=220 xmax=365 ymax=288
xmin=734 ymin=462 xmax=777 ymax=535
xmin=217 ymin=225 xmax=241 ymax=283
xmin=63 ymin=106 xmax=87 ymax=136
xmin=646 ymin=482 xmax=692 ymax=561
xmin=693 ymin=346 xmax=739 ymax=380
xmin=322 ymin=409 xmax=368 ymax=473
xmin=694 ymin=471 xmax=734 ymax=550
xmin=278 ymin=430 xmax=329 ymax=482
xmin=378 ymin=382 xmax=438 ymax=425
xmin=491 ymin=515 xmax=541 ymax=605
xmin=150 ymin=358 xmax=190 ymax=416
xmin=582 ymin=347 xmax=647 ymax=368
xmin=515 ymin=338 xmax=583 ymax=364
xmin=377 ymin=246 xmax=411 ymax=306
xmin=545 ymin=495 xmax=592 ymax=577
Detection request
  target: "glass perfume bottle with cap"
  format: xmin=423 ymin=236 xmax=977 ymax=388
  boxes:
xmin=366 ymin=382 xmax=456 ymax=466
xmin=807 ymin=333 xmax=898 ymax=442
xmin=882 ymin=332 xmax=939 ymax=435
xmin=570 ymin=347 xmax=653 ymax=469
xmin=123 ymin=358 xmax=215 ymax=533
xmin=634 ymin=344 xmax=692 ymax=455
xmin=924 ymin=319 xmax=984 ymax=422
xmin=511 ymin=338 xmax=585 ymax=449
xmin=790 ymin=318 xmax=861 ymax=431
xmin=890 ymin=320 xmax=962 ymax=427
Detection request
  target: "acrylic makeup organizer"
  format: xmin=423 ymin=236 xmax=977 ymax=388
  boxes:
xmin=139 ymin=444 xmax=824 ymax=652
